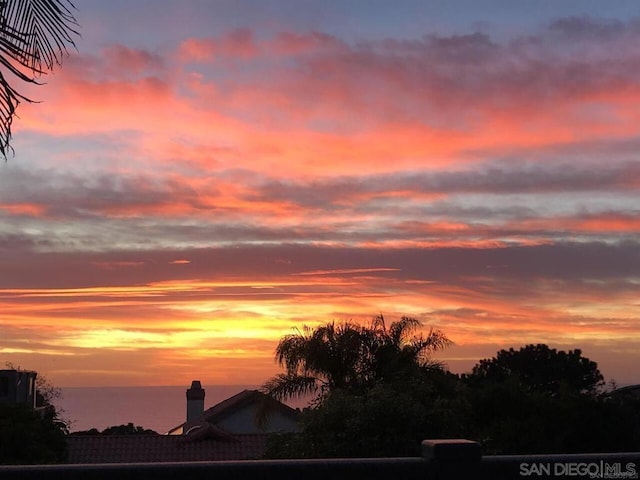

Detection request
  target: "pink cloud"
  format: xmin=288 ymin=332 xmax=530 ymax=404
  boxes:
xmin=12 ymin=19 xmax=640 ymax=182
xmin=103 ymin=45 xmax=164 ymax=74
xmin=270 ymin=31 xmax=345 ymax=55
xmin=178 ymin=38 xmax=217 ymax=62
xmin=177 ymin=28 xmax=258 ymax=62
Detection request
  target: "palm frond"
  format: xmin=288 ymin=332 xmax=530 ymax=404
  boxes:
xmin=0 ymin=69 xmax=19 ymax=157
xmin=408 ymin=328 xmax=453 ymax=365
xmin=275 ymin=324 xmax=328 ymax=377
xmin=389 ymin=316 xmax=421 ymax=344
xmin=0 ymin=0 xmax=78 ymax=157
xmin=261 ymin=372 xmax=320 ymax=402
xmin=370 ymin=314 xmax=387 ymax=332
xmin=422 ymin=328 xmax=453 ymax=351
xmin=2 ymin=0 xmax=78 ymax=70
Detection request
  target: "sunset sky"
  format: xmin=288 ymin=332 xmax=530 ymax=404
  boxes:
xmin=1 ymin=0 xmax=639 ymax=388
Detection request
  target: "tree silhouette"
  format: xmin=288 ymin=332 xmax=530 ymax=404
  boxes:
xmin=0 ymin=0 xmax=78 ymax=157
xmin=468 ymin=343 xmax=604 ymax=397
xmin=262 ymin=315 xmax=452 ymax=403
xmin=0 ymin=403 xmax=68 ymax=464
xmin=462 ymin=344 xmax=619 ymax=454
xmin=71 ymin=423 xmax=158 ymax=436
xmin=262 ymin=315 xmax=456 ymax=458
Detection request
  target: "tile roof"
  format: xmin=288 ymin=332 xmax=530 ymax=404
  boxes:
xmin=66 ymin=433 xmax=268 ymax=464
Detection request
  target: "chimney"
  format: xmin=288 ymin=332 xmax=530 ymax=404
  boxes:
xmin=186 ymin=380 xmax=205 ymax=423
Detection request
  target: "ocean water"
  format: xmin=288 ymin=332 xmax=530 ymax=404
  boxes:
xmin=58 ymin=385 xmax=263 ymax=434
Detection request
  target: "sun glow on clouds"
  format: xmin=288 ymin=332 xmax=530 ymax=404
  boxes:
xmin=55 ymin=325 xmax=282 ymax=352
xmin=1 ymin=3 xmax=639 ymax=386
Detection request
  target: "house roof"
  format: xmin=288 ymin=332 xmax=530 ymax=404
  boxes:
xmin=66 ymin=433 xmax=268 ymax=464
xmin=204 ymin=389 xmax=299 ymax=422
xmin=169 ymin=389 xmax=300 ymax=434
xmin=607 ymin=384 xmax=640 ymax=398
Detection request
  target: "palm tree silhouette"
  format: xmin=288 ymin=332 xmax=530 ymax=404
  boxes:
xmin=262 ymin=315 xmax=452 ymax=404
xmin=0 ymin=0 xmax=78 ymax=157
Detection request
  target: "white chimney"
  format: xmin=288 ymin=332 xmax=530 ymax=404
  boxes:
xmin=186 ymin=380 xmax=205 ymax=423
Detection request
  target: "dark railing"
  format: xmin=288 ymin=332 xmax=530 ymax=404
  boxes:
xmin=1 ymin=439 xmax=638 ymax=480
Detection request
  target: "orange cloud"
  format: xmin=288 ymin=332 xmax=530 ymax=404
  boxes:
xmin=0 ymin=203 xmax=46 ymax=216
